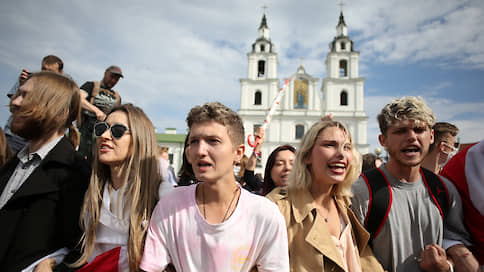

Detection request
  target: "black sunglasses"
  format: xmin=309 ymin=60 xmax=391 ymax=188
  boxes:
xmin=94 ymin=122 xmax=130 ymax=139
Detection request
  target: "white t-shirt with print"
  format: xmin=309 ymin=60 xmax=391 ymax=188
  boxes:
xmin=140 ymin=184 xmax=289 ymax=272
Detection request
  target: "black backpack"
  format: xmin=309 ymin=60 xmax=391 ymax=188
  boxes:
xmin=360 ymin=167 xmax=450 ymax=239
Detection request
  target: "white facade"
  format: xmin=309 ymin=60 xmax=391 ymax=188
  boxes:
xmin=239 ymin=11 xmax=368 ymax=173
xmin=322 ymin=12 xmax=369 ymax=154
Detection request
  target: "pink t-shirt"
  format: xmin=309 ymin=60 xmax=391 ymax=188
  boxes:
xmin=140 ymin=184 xmax=289 ymax=272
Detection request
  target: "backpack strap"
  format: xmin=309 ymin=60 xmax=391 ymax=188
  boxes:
xmin=361 ymin=167 xmax=392 ymax=239
xmin=362 ymin=167 xmax=450 ymax=241
xmin=420 ymin=167 xmax=450 ymax=219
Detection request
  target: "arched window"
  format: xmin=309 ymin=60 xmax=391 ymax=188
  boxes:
xmin=295 ymin=125 xmax=304 ymax=139
xmin=340 ymin=91 xmax=348 ymax=106
xmin=254 ymin=90 xmax=262 ymax=105
xmin=339 ymin=59 xmax=347 ymax=77
xmin=341 ymin=42 xmax=346 ymax=50
xmin=260 ymin=44 xmax=265 ymax=52
xmin=258 ymin=60 xmax=265 ymax=77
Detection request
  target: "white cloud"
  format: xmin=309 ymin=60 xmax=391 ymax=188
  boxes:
xmin=357 ymin=0 xmax=484 ymax=68
xmin=0 ymin=0 xmax=483 ymax=152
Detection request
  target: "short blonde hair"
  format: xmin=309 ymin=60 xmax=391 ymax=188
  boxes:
xmin=289 ymin=120 xmax=362 ymax=201
xmin=158 ymin=146 xmax=169 ymax=155
xmin=378 ymin=96 xmax=435 ymax=135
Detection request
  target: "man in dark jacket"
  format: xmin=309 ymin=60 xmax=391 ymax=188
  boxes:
xmin=0 ymin=71 xmax=90 ymax=271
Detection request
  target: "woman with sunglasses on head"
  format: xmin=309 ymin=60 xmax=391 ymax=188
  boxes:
xmin=267 ymin=120 xmax=383 ymax=271
xmin=71 ymin=104 xmax=162 ymax=271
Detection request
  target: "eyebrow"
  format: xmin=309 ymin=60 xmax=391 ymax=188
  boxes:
xmin=316 ymin=139 xmax=340 ymax=144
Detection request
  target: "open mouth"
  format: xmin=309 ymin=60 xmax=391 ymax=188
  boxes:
xmin=197 ymin=161 xmax=212 ymax=169
xmin=402 ymin=146 xmax=420 ymax=154
xmin=328 ymin=162 xmax=346 ymax=170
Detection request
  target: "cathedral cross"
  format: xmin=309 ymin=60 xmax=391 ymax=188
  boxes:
xmin=338 ymin=1 xmax=345 ymax=12
xmin=262 ymin=5 xmax=268 ymax=14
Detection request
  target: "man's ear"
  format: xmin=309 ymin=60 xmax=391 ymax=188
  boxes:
xmin=378 ymin=134 xmax=387 ymax=148
xmin=234 ymin=144 xmax=245 ymax=164
xmin=429 ymin=128 xmax=434 ymax=145
xmin=438 ymin=141 xmax=446 ymax=153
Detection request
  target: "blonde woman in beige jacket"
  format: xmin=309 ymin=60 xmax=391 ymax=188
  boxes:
xmin=268 ymin=120 xmax=384 ymax=272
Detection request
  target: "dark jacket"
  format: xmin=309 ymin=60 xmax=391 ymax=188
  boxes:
xmin=0 ymin=137 xmax=90 ymax=271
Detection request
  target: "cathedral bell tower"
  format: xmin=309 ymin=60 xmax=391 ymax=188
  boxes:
xmin=239 ymin=11 xmax=279 ymax=140
xmin=321 ymin=10 xmax=369 ymax=154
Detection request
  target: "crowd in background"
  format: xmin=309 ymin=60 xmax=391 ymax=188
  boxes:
xmin=0 ymin=55 xmax=482 ymax=272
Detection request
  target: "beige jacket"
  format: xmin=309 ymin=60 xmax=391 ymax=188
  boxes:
xmin=267 ymin=187 xmax=384 ymax=272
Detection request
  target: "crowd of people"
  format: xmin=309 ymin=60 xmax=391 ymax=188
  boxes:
xmin=0 ymin=55 xmax=482 ymax=272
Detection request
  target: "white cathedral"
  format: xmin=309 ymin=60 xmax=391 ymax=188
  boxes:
xmin=238 ymin=11 xmax=369 ymax=173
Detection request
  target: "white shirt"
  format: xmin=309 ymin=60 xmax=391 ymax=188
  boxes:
xmin=0 ymin=136 xmax=63 ymax=209
xmin=140 ymin=184 xmax=289 ymax=272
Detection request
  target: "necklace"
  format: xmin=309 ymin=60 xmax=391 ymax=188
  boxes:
xmin=319 ymin=198 xmax=334 ymax=223
xmin=202 ymin=184 xmax=240 ymax=223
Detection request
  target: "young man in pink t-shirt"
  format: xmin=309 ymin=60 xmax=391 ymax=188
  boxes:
xmin=140 ymin=102 xmax=289 ymax=272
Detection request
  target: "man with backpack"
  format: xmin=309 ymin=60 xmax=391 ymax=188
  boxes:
xmin=351 ymin=96 xmax=478 ymax=272
xmin=78 ymin=65 xmax=123 ymax=162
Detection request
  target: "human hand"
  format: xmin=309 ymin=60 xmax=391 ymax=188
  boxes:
xmin=34 ymin=258 xmax=55 ymax=272
xmin=255 ymin=127 xmax=265 ymax=147
xmin=19 ymin=69 xmax=31 ymax=84
xmin=96 ymin=110 xmax=106 ymax=122
xmin=447 ymin=244 xmax=481 ymax=272
xmin=419 ymin=244 xmax=451 ymax=272
xmin=321 ymin=113 xmax=334 ymax=121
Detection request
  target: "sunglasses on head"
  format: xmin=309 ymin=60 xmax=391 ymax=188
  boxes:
xmin=94 ymin=122 xmax=130 ymax=139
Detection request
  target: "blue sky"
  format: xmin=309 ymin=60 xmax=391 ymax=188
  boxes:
xmin=1 ymin=0 xmax=483 ymax=154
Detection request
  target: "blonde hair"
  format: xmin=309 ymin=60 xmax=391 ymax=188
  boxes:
xmin=289 ymin=120 xmax=362 ymax=201
xmin=74 ymin=104 xmax=161 ymax=271
xmin=158 ymin=146 xmax=169 ymax=155
xmin=377 ymin=96 xmax=435 ymax=135
xmin=13 ymin=71 xmax=80 ymax=146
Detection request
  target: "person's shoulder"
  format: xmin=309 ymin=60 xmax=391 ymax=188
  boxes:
xmin=158 ymin=157 xmax=169 ymax=168
xmin=242 ymin=190 xmax=286 ymax=228
xmin=165 ymin=184 xmax=194 ymax=199
xmin=157 ymin=184 xmax=195 ymax=208
xmin=266 ymin=186 xmax=289 ymax=204
xmin=80 ymin=81 xmax=94 ymax=92
xmin=242 ymin=188 xmax=281 ymax=214
xmin=437 ymin=175 xmax=459 ymax=197
xmin=351 ymin=174 xmax=369 ymax=193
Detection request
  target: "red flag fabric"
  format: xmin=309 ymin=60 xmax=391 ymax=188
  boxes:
xmin=77 ymin=246 xmax=121 ymax=272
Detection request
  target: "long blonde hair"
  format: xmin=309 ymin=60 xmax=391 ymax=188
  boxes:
xmin=74 ymin=104 xmax=161 ymax=271
xmin=289 ymin=120 xmax=362 ymax=201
